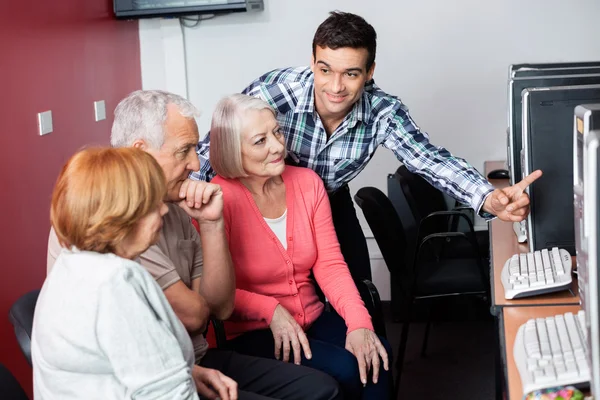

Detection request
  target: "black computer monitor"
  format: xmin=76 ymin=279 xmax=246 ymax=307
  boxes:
xmin=573 ymin=107 xmax=600 ymax=396
xmin=522 ymin=86 xmax=600 ymax=255
xmin=510 ymin=62 xmax=600 ymax=79
xmin=513 ymin=67 xmax=600 ymax=80
xmin=508 ymin=74 xmax=600 ymax=186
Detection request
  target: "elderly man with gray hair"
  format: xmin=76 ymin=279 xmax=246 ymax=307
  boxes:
xmin=47 ymin=90 xmax=342 ymax=400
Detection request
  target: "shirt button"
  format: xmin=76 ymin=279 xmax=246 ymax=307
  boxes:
xmin=289 ymin=280 xmax=293 ymax=285
xmin=293 ymin=293 xmax=298 ymax=297
xmin=288 ymin=237 xmax=293 ymax=242
xmin=286 ymin=260 xmax=291 ymax=265
xmin=298 ymin=313 xmax=303 ymax=318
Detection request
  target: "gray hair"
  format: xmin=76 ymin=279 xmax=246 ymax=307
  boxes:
xmin=110 ymin=90 xmax=200 ymax=149
xmin=210 ymin=94 xmax=277 ymax=179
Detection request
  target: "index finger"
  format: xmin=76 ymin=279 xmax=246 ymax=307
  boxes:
xmin=515 ymin=169 xmax=542 ymax=191
xmin=355 ymin=349 xmax=368 ymax=386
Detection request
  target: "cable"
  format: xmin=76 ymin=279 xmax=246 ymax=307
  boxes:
xmin=179 ymin=13 xmax=217 ymax=28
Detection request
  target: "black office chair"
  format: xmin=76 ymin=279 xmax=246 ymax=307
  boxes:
xmin=0 ymin=363 xmax=29 ymax=400
xmin=394 ymin=165 xmax=490 ymax=262
xmin=355 ymin=187 xmax=489 ymax=397
xmin=9 ymin=289 xmax=40 ymax=367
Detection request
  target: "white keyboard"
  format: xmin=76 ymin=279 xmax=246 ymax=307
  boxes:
xmin=501 ymin=247 xmax=572 ymax=299
xmin=514 ymin=311 xmax=590 ymax=395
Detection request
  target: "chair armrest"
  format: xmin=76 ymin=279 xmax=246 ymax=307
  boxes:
xmin=418 ymin=211 xmax=476 ymax=243
xmin=355 ymin=279 xmax=387 ymax=339
xmin=415 ymin=232 xmax=488 ymax=292
xmin=452 ymin=206 xmax=473 ymax=212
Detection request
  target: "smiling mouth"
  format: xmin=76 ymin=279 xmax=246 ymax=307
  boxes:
xmin=270 ymin=157 xmax=283 ymax=164
xmin=326 ymin=93 xmax=347 ymax=103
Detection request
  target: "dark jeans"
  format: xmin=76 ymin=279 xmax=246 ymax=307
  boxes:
xmin=328 ymin=185 xmax=372 ymax=282
xmin=226 ymin=311 xmax=392 ymax=400
xmin=200 ymin=348 xmax=342 ymax=400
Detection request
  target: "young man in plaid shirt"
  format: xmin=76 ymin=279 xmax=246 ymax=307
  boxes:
xmin=194 ymin=11 xmax=541 ymax=283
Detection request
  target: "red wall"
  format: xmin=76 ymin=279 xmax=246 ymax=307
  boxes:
xmin=0 ymin=0 xmax=141 ymax=395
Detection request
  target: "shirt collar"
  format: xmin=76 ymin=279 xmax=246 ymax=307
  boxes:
xmin=294 ymin=73 xmax=316 ymax=114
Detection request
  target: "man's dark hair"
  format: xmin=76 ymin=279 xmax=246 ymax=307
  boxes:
xmin=312 ymin=11 xmax=377 ymax=71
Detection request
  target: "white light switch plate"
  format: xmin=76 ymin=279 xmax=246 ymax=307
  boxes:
xmin=37 ymin=110 xmax=53 ymax=136
xmin=94 ymin=100 xmax=106 ymax=122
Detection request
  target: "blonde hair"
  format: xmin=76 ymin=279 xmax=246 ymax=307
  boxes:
xmin=50 ymin=147 xmax=167 ymax=254
xmin=209 ymin=94 xmax=278 ymax=178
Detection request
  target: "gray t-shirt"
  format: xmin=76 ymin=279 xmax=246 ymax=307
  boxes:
xmin=47 ymin=203 xmax=208 ymax=362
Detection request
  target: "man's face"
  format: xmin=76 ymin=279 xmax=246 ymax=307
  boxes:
xmin=144 ymin=105 xmax=200 ymax=202
xmin=310 ymin=46 xmax=375 ymax=120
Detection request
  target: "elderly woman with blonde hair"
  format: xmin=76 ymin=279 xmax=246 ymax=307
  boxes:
xmin=32 ymin=147 xmax=236 ymax=400
xmin=209 ymin=94 xmax=392 ymax=400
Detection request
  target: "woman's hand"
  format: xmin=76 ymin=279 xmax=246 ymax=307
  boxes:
xmin=269 ymin=304 xmax=312 ymax=365
xmin=345 ymin=328 xmax=389 ymax=386
xmin=192 ymin=365 xmax=238 ymax=400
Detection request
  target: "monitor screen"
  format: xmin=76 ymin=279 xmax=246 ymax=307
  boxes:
xmin=508 ymin=74 xmax=600 ymax=185
xmin=521 ymin=86 xmax=600 ymax=254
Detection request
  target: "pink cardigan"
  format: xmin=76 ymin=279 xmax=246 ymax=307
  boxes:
xmin=213 ymin=166 xmax=373 ymax=339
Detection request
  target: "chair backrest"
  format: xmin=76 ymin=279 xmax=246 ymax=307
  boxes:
xmin=0 ymin=363 xmax=29 ymax=400
xmin=9 ymin=289 xmax=40 ymax=367
xmin=395 ymin=165 xmax=448 ymax=234
xmin=354 ymin=187 xmax=411 ymax=293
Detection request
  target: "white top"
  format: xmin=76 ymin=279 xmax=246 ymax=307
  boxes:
xmin=32 ymin=249 xmax=199 ymax=400
xmin=264 ymin=209 xmax=288 ymax=249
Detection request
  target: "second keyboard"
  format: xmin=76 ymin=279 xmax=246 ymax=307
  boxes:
xmin=501 ymin=247 xmax=572 ymax=299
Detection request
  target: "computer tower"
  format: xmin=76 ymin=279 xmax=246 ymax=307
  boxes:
xmin=576 ymin=124 xmax=600 ymax=396
xmin=521 ymin=86 xmax=600 ymax=255
xmin=574 ymin=105 xmax=600 ymax=309
xmin=508 ymin=73 xmax=600 ymax=186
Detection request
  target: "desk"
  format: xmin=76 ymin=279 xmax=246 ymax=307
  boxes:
xmin=485 ymin=160 xmax=582 ymax=400
xmin=501 ymin=305 xmax=582 ymax=400
xmin=484 ymin=160 xmax=580 ymax=312
xmin=490 ymin=217 xmax=580 ymax=310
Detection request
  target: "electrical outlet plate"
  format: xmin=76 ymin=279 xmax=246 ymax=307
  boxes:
xmin=37 ymin=111 xmax=53 ymax=136
xmin=94 ymin=100 xmax=106 ymax=122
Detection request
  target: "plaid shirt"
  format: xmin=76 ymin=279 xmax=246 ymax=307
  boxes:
xmin=194 ymin=66 xmax=494 ymax=214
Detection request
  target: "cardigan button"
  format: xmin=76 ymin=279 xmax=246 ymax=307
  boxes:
xmin=289 ymin=280 xmax=293 ymax=285
xmin=288 ymin=237 xmax=293 ymax=241
xmin=293 ymin=293 xmax=298 ymax=297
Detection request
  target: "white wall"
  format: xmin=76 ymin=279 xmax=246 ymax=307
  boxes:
xmin=140 ymin=0 xmax=600 ymax=300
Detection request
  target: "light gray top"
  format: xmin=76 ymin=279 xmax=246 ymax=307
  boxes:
xmin=33 ymin=249 xmax=199 ymax=400
xmin=47 ymin=203 xmax=208 ymax=362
